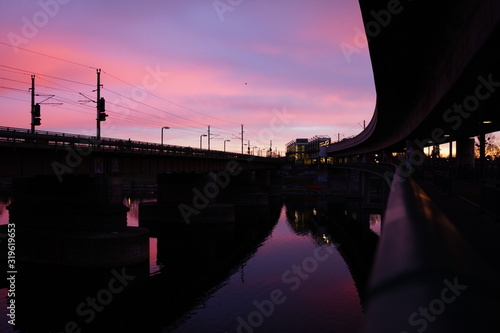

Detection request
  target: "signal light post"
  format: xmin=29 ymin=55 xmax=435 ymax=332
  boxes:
xmin=32 ymin=104 xmax=41 ymax=127
xmin=96 ymin=69 xmax=107 ymax=140
xmin=98 ymin=97 xmax=107 ymax=121
xmin=29 ymin=75 xmax=41 ymax=133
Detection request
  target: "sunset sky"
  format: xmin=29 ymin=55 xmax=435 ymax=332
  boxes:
xmin=0 ymin=0 xmax=375 ymax=154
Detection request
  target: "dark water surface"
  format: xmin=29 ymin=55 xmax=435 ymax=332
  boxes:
xmin=164 ymin=206 xmax=363 ymax=333
xmin=1 ymin=195 xmax=378 ymax=332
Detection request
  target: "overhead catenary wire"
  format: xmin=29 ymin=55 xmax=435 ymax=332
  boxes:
xmin=102 ymin=70 xmax=241 ymax=127
xmin=0 ymin=65 xmax=94 ymax=88
xmin=48 ymin=94 xmax=206 ymax=135
xmin=102 ymin=87 xmax=210 ymax=128
xmin=0 ymin=95 xmax=30 ymax=103
xmin=0 ymin=41 xmax=98 ymax=70
xmin=0 ymin=85 xmax=28 ymax=93
xmin=0 ymin=50 xmax=255 ymax=146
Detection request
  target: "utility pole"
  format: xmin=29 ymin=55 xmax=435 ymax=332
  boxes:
xmin=208 ymin=125 xmax=211 ymax=150
xmin=241 ymin=124 xmax=244 ymax=154
xmin=30 ymin=75 xmax=35 ymax=133
xmin=96 ymin=69 xmax=103 ymax=140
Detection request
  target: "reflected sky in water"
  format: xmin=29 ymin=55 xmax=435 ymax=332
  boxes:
xmin=0 ymin=195 xmax=374 ymax=332
xmin=165 ymin=204 xmax=364 ymax=333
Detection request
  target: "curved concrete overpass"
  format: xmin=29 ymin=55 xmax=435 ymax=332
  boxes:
xmin=328 ymin=0 xmax=500 ymax=156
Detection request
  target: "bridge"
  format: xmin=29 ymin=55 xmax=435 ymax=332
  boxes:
xmin=0 ymin=125 xmax=282 ymax=183
xmin=328 ymin=0 xmax=500 ymax=160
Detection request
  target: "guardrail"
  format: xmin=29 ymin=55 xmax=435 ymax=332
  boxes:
xmin=0 ymin=126 xmax=281 ymax=162
xmin=481 ymin=179 xmax=500 ymax=221
xmin=363 ymin=168 xmax=496 ymax=332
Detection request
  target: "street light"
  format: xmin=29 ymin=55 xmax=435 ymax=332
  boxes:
xmin=224 ymin=139 xmax=230 ymax=152
xmin=200 ymin=134 xmax=207 ymax=149
xmin=161 ymin=126 xmax=170 ymax=146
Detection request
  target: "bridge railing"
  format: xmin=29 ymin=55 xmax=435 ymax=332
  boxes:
xmin=0 ymin=126 xmax=280 ymax=162
xmin=363 ymin=167 xmax=495 ymax=332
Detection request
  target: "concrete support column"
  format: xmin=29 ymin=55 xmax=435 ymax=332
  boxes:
xmin=456 ymin=136 xmax=475 ymax=178
xmin=406 ymin=139 xmax=425 ymax=178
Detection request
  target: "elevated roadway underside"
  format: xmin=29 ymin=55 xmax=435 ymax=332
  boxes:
xmin=328 ymin=0 xmax=500 ymax=156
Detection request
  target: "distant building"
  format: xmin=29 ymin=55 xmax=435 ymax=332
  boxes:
xmin=286 ymin=138 xmax=308 ymax=163
xmin=286 ymin=136 xmax=331 ymax=164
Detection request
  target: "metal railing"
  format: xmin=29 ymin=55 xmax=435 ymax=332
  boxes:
xmin=0 ymin=126 xmax=282 ymax=162
xmin=363 ymin=167 xmax=496 ymax=332
xmin=480 ymin=179 xmax=500 ymax=220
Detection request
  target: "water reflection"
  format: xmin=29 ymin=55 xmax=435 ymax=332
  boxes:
xmin=0 ymin=178 xmax=149 ymax=333
xmin=0 ymin=194 xmax=11 ymax=226
xmin=162 ymin=197 xmax=378 ymax=333
xmin=369 ymin=214 xmax=382 ymax=236
xmin=0 ymin=193 xmax=379 ymax=332
xmin=283 ymin=197 xmax=379 ymax=305
xmin=143 ymin=198 xmax=283 ymax=331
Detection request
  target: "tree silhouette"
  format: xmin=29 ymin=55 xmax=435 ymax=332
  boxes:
xmin=475 ymin=135 xmax=500 ymax=161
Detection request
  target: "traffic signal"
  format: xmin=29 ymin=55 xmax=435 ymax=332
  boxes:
xmin=97 ymin=97 xmax=108 ymax=121
xmin=32 ymin=104 xmax=41 ymax=126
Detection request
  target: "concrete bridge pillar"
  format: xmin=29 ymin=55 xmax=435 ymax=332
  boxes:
xmin=9 ymin=175 xmax=128 ymax=231
xmin=8 ymin=175 xmax=149 ymax=331
xmin=456 ymin=136 xmax=475 ymax=178
xmin=7 ymin=175 xmax=149 ymax=267
xmin=405 ymin=139 xmax=425 ymax=178
xmin=140 ymin=171 xmax=236 ymax=233
xmin=255 ymin=169 xmax=282 ymax=197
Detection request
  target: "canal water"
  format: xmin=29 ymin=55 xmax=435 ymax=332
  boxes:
xmin=0 ymin=194 xmax=379 ymax=332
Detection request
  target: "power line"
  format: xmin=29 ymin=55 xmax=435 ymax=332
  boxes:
xmin=1 ymin=66 xmax=243 ymax=136
xmin=0 ymin=76 xmax=31 ymax=86
xmin=37 ymin=76 xmax=83 ymax=94
xmin=0 ymin=65 xmax=94 ymax=87
xmin=0 ymin=41 xmax=98 ymax=70
xmin=103 ymin=70 xmax=241 ymax=126
xmin=0 ymin=85 xmax=28 ymax=93
xmin=0 ymin=65 xmax=246 ymax=142
xmin=103 ymin=87 xmax=210 ymax=127
xmin=0 ymin=95 xmax=29 ymax=102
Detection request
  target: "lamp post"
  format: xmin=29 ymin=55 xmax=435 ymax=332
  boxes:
xmin=200 ymin=134 xmax=207 ymax=149
xmin=161 ymin=126 xmax=170 ymax=146
xmin=224 ymin=139 xmax=230 ymax=152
